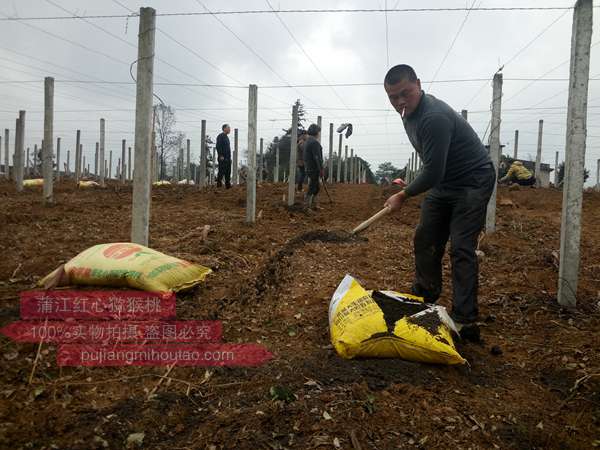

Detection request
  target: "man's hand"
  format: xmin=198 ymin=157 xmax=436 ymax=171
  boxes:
xmin=218 ymin=156 xmax=224 ymax=162
xmin=384 ymin=190 xmax=408 ymax=212
xmin=392 ymin=178 xmax=407 ymax=188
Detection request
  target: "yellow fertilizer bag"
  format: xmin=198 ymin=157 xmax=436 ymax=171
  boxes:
xmin=153 ymin=180 xmax=172 ymax=186
xmin=23 ymin=179 xmax=44 ymax=187
xmin=329 ymin=275 xmax=465 ymax=365
xmin=39 ymin=243 xmax=211 ymax=292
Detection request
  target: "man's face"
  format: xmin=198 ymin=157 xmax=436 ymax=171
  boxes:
xmin=384 ymin=78 xmax=422 ymax=117
xmin=224 ymin=126 xmax=231 ymax=135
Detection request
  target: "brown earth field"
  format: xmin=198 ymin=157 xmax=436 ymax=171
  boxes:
xmin=0 ymin=179 xmax=599 ymax=450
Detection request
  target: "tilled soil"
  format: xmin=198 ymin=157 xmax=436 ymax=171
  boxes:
xmin=0 ymin=180 xmax=599 ymax=450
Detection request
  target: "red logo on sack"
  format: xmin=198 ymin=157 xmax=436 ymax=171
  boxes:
xmin=102 ymin=244 xmax=143 ymax=259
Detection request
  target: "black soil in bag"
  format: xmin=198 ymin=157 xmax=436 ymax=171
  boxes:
xmin=407 ymin=310 xmax=443 ymax=336
xmin=370 ymin=290 xmax=429 ymax=333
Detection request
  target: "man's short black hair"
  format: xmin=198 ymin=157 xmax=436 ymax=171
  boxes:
xmin=307 ymin=124 xmax=321 ymax=136
xmin=222 ymin=124 xmax=229 ymax=131
xmin=384 ymin=64 xmax=418 ymax=85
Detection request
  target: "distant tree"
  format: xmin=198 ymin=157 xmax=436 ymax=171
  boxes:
xmin=557 ymin=161 xmax=589 ymax=186
xmin=154 ymin=104 xmax=185 ymax=180
xmin=375 ymin=161 xmax=404 ymax=183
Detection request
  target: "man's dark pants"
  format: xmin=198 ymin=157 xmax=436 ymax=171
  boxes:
xmin=296 ymin=166 xmax=306 ymax=191
xmin=306 ymin=171 xmax=320 ymax=196
xmin=217 ymin=159 xmax=231 ymax=188
xmin=515 ymin=176 xmax=536 ymax=186
xmin=412 ymin=165 xmax=495 ymax=324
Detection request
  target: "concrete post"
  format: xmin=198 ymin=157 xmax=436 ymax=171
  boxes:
xmin=350 ymin=148 xmax=354 ymax=184
xmin=14 ymin=120 xmax=20 ymax=186
xmin=317 ymin=116 xmax=322 ymax=143
xmin=99 ymin=119 xmax=106 ymax=187
xmin=186 ymin=139 xmax=191 ymax=184
xmin=83 ymin=156 xmax=86 ymax=176
xmin=337 ymin=134 xmax=342 ymax=183
xmin=485 ymin=73 xmax=503 ymax=233
xmin=246 ymin=84 xmax=258 ymax=222
xmin=360 ymin=161 xmax=364 ymax=183
xmin=558 ymin=0 xmax=593 ymax=308
xmin=596 ymin=158 xmax=600 ymax=191
xmin=42 ymin=77 xmax=54 ymax=204
xmin=179 ymin=147 xmax=184 ymax=182
xmin=121 ymin=139 xmax=126 ymax=184
xmin=109 ymin=151 xmax=113 ymax=180
xmin=555 ymin=151 xmax=560 ymax=186
xmin=128 ymin=147 xmax=132 ymax=181
xmin=275 ymin=143 xmax=280 ymax=182
xmin=66 ymin=150 xmax=70 ymax=177
xmin=15 ymin=112 xmax=25 ymax=192
xmin=27 ymin=147 xmax=31 ymax=177
xmin=56 ymin=137 xmax=61 ymax=181
xmin=3 ymin=129 xmax=8 ymax=179
xmin=287 ymin=104 xmax=299 ymax=207
xmin=75 ymin=130 xmax=81 ymax=183
xmin=413 ymin=152 xmax=418 ymax=177
xmin=259 ymin=137 xmax=264 ymax=183
xmin=131 ymin=7 xmax=156 ymax=246
xmin=199 ymin=120 xmax=207 ymax=187
xmin=461 ymin=109 xmax=468 ymax=121
xmin=94 ymin=143 xmax=98 ymax=177
xmin=233 ymin=128 xmax=239 ymax=185
xmin=343 ymin=145 xmax=348 ymax=183
xmin=79 ymin=144 xmax=83 ymax=178
xmin=535 ymin=119 xmax=543 ymax=186
xmin=328 ymin=123 xmax=334 ymax=182
xmin=513 ymin=130 xmax=519 ymax=159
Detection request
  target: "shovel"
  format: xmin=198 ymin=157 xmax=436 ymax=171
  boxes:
xmin=320 ymin=176 xmax=333 ymax=203
xmin=351 ymin=206 xmax=391 ymax=235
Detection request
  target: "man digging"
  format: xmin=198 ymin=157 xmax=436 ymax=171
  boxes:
xmin=383 ymin=64 xmax=496 ymax=343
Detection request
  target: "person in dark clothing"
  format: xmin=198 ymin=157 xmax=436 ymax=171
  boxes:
xmin=216 ymin=124 xmax=232 ymax=189
xmin=383 ymin=64 xmax=496 ymax=343
xmin=296 ymin=131 xmax=307 ymax=192
xmin=303 ymin=124 xmax=323 ymax=209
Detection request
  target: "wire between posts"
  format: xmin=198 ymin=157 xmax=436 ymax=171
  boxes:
xmin=129 ymin=56 xmax=166 ymax=108
xmin=0 ymin=7 xmax=589 ymax=22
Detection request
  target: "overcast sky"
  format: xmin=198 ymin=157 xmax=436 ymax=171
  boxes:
xmin=0 ymin=0 xmax=599 ymax=184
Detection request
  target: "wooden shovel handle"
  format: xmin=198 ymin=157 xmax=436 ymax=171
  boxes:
xmin=351 ymin=206 xmax=391 ymax=235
